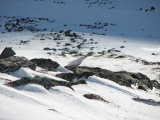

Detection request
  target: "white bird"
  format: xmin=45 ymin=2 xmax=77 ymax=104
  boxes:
xmin=66 ymin=56 xmax=86 ymax=67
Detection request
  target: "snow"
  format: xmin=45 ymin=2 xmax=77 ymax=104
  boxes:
xmin=0 ymin=0 xmax=160 ymax=120
xmin=0 ymin=33 xmax=160 ymax=120
xmin=0 ymin=0 xmax=160 ymax=41
xmin=9 ymin=67 xmax=34 ymax=78
xmin=0 ymin=75 xmax=160 ymax=120
xmin=8 ymin=67 xmax=67 ymax=82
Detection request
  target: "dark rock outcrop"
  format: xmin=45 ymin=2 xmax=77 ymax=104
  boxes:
xmin=66 ymin=66 xmax=153 ymax=90
xmin=72 ymin=80 xmax=87 ymax=85
xmin=0 ymin=56 xmax=36 ymax=73
xmin=120 ymin=46 xmax=125 ymax=48
xmin=30 ymin=58 xmax=60 ymax=71
xmin=132 ymin=98 xmax=160 ymax=106
xmin=56 ymin=72 xmax=93 ymax=82
xmin=43 ymin=47 xmax=56 ymax=51
xmin=64 ymin=30 xmax=78 ymax=38
xmin=115 ymin=55 xmax=126 ymax=59
xmin=116 ymin=71 xmax=152 ymax=90
xmin=0 ymin=47 xmax=16 ymax=58
xmin=134 ymin=58 xmax=160 ymax=65
xmin=66 ymin=66 xmax=131 ymax=87
xmin=151 ymin=80 xmax=160 ymax=90
xmin=7 ymin=76 xmax=73 ymax=90
xmin=150 ymin=6 xmax=156 ymax=11
xmin=107 ymin=48 xmax=121 ymax=53
xmin=83 ymin=94 xmax=108 ymax=103
xmin=137 ymin=86 xmax=147 ymax=91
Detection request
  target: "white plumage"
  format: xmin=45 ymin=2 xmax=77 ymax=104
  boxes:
xmin=66 ymin=56 xmax=86 ymax=67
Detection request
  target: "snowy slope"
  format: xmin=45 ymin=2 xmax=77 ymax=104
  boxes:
xmin=0 ymin=34 xmax=160 ymax=120
xmin=0 ymin=72 xmax=160 ymax=120
xmin=0 ymin=0 xmax=160 ymax=41
xmin=0 ymin=0 xmax=160 ymax=120
xmin=0 ymin=73 xmax=160 ymax=120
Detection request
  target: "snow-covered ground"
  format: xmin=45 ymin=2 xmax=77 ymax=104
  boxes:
xmin=0 ymin=68 xmax=160 ymax=120
xmin=0 ymin=0 xmax=160 ymax=120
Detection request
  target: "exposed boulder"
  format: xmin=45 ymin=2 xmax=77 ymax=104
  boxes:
xmin=65 ymin=66 xmax=79 ymax=73
xmin=120 ymin=46 xmax=125 ymax=48
xmin=6 ymin=76 xmax=73 ymax=90
xmin=72 ymin=80 xmax=87 ymax=85
xmin=56 ymin=72 xmax=90 ymax=86
xmin=43 ymin=47 xmax=57 ymax=51
xmin=64 ymin=43 xmax=71 ymax=46
xmin=66 ymin=66 xmax=153 ymax=90
xmin=137 ymin=86 xmax=147 ymax=91
xmin=74 ymin=66 xmax=130 ymax=86
xmin=116 ymin=71 xmax=153 ymax=90
xmin=151 ymin=80 xmax=160 ymax=90
xmin=30 ymin=58 xmax=60 ymax=71
xmin=83 ymin=94 xmax=108 ymax=103
xmin=107 ymin=48 xmax=121 ymax=53
xmin=0 ymin=47 xmax=16 ymax=58
xmin=134 ymin=58 xmax=160 ymax=65
xmin=56 ymin=72 xmax=93 ymax=82
xmin=150 ymin=6 xmax=156 ymax=11
xmin=0 ymin=56 xmax=36 ymax=73
xmin=64 ymin=30 xmax=78 ymax=38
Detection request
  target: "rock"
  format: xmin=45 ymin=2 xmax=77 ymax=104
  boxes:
xmin=30 ymin=58 xmax=60 ymax=71
xmin=0 ymin=56 xmax=36 ymax=73
xmin=152 ymin=53 xmax=156 ymax=55
xmin=64 ymin=30 xmax=78 ymax=38
xmin=6 ymin=76 xmax=73 ymax=90
xmin=145 ymin=9 xmax=150 ymax=12
xmin=72 ymin=80 xmax=87 ymax=85
xmin=151 ymin=80 xmax=160 ymax=89
xmin=83 ymin=94 xmax=108 ymax=103
xmin=48 ymin=109 xmax=57 ymax=112
xmin=120 ymin=46 xmax=125 ymax=48
xmin=114 ymin=50 xmax=121 ymax=52
xmin=134 ymin=58 xmax=150 ymax=65
xmin=43 ymin=47 xmax=56 ymax=51
xmin=66 ymin=66 xmax=153 ymax=90
xmin=132 ymin=98 xmax=160 ymax=106
xmin=66 ymin=66 xmax=131 ymax=87
xmin=56 ymin=72 xmax=93 ymax=82
xmin=43 ymin=47 xmax=52 ymax=50
xmin=86 ymin=52 xmax=94 ymax=57
xmin=0 ymin=47 xmax=16 ymax=58
xmin=150 ymin=62 xmax=160 ymax=65
xmin=65 ymin=66 xmax=77 ymax=73
xmin=64 ymin=43 xmax=71 ymax=46
xmin=59 ymin=30 xmax=64 ymax=33
xmin=98 ymin=50 xmax=106 ymax=55
xmin=151 ymin=6 xmax=155 ymax=11
xmin=107 ymin=48 xmax=121 ymax=53
xmin=115 ymin=55 xmax=126 ymax=59
xmin=19 ymin=40 xmax=30 ymax=45
xmin=133 ymin=58 xmax=160 ymax=66
xmin=127 ymin=72 xmax=152 ymax=89
xmin=138 ymin=86 xmax=147 ymax=91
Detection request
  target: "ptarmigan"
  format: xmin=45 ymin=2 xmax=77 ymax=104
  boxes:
xmin=66 ymin=56 xmax=86 ymax=67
